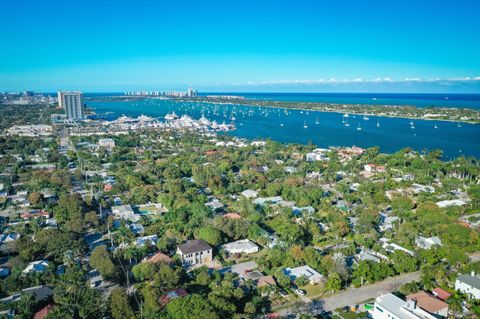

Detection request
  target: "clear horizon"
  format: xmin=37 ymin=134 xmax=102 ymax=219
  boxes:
xmin=1 ymin=0 xmax=480 ymax=93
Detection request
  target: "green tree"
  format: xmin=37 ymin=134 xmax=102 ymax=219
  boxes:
xmin=196 ymin=225 xmax=223 ymax=246
xmin=84 ymin=211 xmax=99 ymax=227
xmin=166 ymin=294 xmax=219 ymax=319
xmin=51 ymin=266 xmax=104 ymax=318
xmin=325 ymin=272 xmax=342 ymax=293
xmin=110 ymin=287 xmax=135 ymax=319
xmin=54 ymin=193 xmax=85 ymax=233
xmin=90 ymin=245 xmax=117 ymax=281
xmin=275 ymin=269 xmax=291 ymax=288
xmin=391 ymin=251 xmax=418 ymax=274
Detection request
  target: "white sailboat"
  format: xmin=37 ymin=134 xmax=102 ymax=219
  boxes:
xmin=303 ymin=120 xmax=308 ymax=129
xmin=357 ymin=123 xmax=362 ymax=131
xmin=315 ymin=116 xmax=319 ymax=125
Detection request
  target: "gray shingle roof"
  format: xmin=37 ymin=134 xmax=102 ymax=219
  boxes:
xmin=177 ymin=240 xmax=212 ymax=254
xmin=457 ymin=274 xmax=480 ymax=290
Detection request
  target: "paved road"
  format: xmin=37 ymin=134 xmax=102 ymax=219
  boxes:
xmin=468 ymin=251 xmax=480 ymax=262
xmin=321 ymin=271 xmax=421 ymax=311
xmin=275 ymin=271 xmax=421 ymax=317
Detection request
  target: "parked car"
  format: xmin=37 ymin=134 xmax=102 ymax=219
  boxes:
xmin=294 ymin=289 xmax=305 ymax=296
xmin=278 ymin=290 xmax=289 ymax=298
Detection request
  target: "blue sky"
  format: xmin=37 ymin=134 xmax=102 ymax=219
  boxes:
xmin=1 ymin=0 xmax=479 ymax=93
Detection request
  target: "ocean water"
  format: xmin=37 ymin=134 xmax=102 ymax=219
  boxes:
xmin=88 ymin=99 xmax=480 ymax=159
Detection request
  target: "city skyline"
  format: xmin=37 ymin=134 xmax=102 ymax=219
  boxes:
xmin=1 ymin=0 xmax=480 ymax=93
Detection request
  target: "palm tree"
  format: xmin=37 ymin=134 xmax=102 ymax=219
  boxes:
xmin=420 ymin=271 xmax=435 ymax=291
xmin=448 ymin=292 xmax=466 ymax=318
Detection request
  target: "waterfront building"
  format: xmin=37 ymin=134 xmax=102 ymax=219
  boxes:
xmin=58 ymin=91 xmax=83 ymax=120
xmin=187 ymin=88 xmax=198 ymax=97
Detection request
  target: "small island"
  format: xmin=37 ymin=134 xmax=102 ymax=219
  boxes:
xmin=183 ymin=96 xmax=480 ymax=124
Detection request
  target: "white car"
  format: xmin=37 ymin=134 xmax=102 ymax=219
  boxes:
xmin=295 ymin=289 xmax=305 ymax=296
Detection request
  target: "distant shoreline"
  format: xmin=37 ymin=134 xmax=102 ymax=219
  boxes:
xmin=85 ymin=95 xmax=480 ymax=124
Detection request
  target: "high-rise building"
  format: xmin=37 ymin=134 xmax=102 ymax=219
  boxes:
xmin=58 ymin=91 xmax=83 ymax=120
xmin=187 ymin=88 xmax=198 ymax=97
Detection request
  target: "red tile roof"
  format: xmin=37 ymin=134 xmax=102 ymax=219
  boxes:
xmin=159 ymin=288 xmax=188 ymax=306
xmin=142 ymin=252 xmax=172 ymax=264
xmin=223 ymin=213 xmax=242 ymax=219
xmin=34 ymin=303 xmax=54 ymax=319
xmin=432 ymin=287 xmax=452 ymax=301
xmin=407 ymin=291 xmax=448 ymax=313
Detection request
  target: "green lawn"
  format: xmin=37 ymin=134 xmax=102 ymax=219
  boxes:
xmin=336 ymin=311 xmax=368 ymax=319
xmin=301 ymin=283 xmax=325 ymax=297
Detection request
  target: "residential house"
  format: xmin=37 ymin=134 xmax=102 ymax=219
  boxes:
xmin=411 ymin=184 xmax=435 ymax=194
xmin=355 ymin=251 xmax=381 ymax=264
xmin=265 ymin=233 xmax=281 ymax=248
xmin=241 ymin=189 xmax=258 ymax=199
xmin=283 ymin=166 xmax=298 ymax=174
xmin=23 ymin=260 xmax=49 ymax=274
xmin=305 ymin=148 xmax=329 ymax=162
xmin=111 ymin=204 xmax=140 ymax=222
xmin=370 ymin=293 xmax=437 ymax=319
xmin=455 ymin=271 xmax=480 ymax=299
xmin=20 ymin=210 xmax=50 ymax=220
xmin=135 ymin=235 xmax=158 ymax=247
xmin=129 ymin=223 xmax=145 ymax=235
xmin=98 ymin=138 xmax=115 ymax=149
xmin=283 ymin=265 xmax=324 ymax=284
xmin=436 ymin=199 xmax=468 ymax=208
xmin=0 ymin=232 xmax=19 ymax=244
xmin=176 ymin=240 xmax=213 ymax=267
xmin=431 ymin=288 xmax=452 ymax=301
xmin=406 ymin=291 xmax=448 ymax=318
xmin=292 ymin=206 xmax=315 ymax=217
xmin=222 ymin=239 xmax=259 ymax=255
xmin=224 ymin=261 xmax=259 ymax=278
xmin=363 ymin=164 xmax=386 ymax=174
xmin=222 ymin=261 xmax=276 ymax=289
xmin=142 ymin=252 xmax=172 ymax=264
xmin=34 ymin=303 xmax=55 ymax=319
xmin=0 ymin=267 xmax=10 ymax=278
xmin=348 ymin=217 xmax=359 ymax=232
xmin=159 ymin=288 xmax=188 ymax=307
xmin=378 ymin=213 xmax=399 ymax=232
xmin=337 ymin=146 xmax=365 ymax=162
xmin=415 ymin=236 xmax=442 ymax=249
xmin=253 ymin=196 xmax=283 ymax=206
xmin=0 ymin=285 xmax=54 ymax=304
xmin=244 ymin=270 xmax=276 ymax=288
xmin=380 ymin=238 xmax=414 ymax=256
xmin=205 ymin=196 xmax=224 ymax=212
xmin=223 ymin=213 xmax=242 ymax=219
xmin=459 ymin=212 xmax=480 ymax=228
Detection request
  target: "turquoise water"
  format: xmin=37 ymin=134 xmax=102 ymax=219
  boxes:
xmin=89 ymin=99 xmax=480 ymax=159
